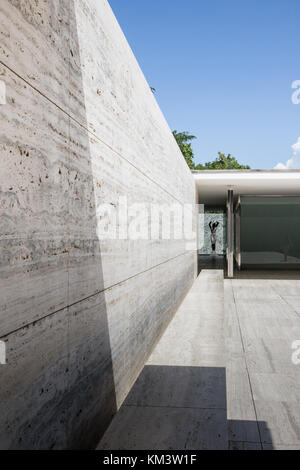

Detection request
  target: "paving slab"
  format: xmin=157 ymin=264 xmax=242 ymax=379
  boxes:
xmin=255 ymin=400 xmax=300 ymax=445
xmin=98 ymin=270 xmax=227 ymax=450
xmin=230 ymin=275 xmax=300 ymax=449
xmin=245 ymin=339 xmax=298 ymax=375
xmin=124 ymin=365 xmax=226 ymax=409
xmin=98 ymin=406 xmax=228 ymax=450
xmin=97 ymin=272 xmax=300 ymax=450
xmin=282 ymin=295 xmax=300 ymax=315
xmin=251 ymin=373 xmax=300 ymax=402
xmin=229 ymin=440 xmax=262 ymax=450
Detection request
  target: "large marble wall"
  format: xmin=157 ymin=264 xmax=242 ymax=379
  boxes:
xmin=0 ymin=0 xmax=196 ymax=449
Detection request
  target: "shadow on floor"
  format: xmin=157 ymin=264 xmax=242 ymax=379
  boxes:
xmin=98 ymin=365 xmax=273 ymax=450
xmin=198 ymin=255 xmax=226 ymax=275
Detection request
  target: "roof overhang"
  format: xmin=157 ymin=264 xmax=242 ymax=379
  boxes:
xmin=193 ymin=170 xmax=300 ymax=205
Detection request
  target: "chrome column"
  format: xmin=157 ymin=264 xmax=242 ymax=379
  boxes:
xmin=227 ymin=189 xmax=234 ymax=278
xmin=234 ymin=196 xmax=241 ymax=270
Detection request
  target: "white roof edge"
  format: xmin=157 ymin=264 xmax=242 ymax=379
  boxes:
xmin=193 ymin=169 xmax=300 ymax=181
xmin=192 ymin=169 xmax=300 ymax=174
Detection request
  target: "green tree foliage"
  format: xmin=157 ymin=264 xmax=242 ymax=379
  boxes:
xmin=172 ymin=130 xmax=197 ymax=169
xmin=196 ymin=152 xmax=251 ymax=170
xmin=173 ymin=130 xmax=250 ymax=170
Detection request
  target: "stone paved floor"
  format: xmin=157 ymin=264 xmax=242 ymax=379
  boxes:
xmin=98 ymin=270 xmax=300 ymax=450
xmin=226 ymin=273 xmax=300 ymax=450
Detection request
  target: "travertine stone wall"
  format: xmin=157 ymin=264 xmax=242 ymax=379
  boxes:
xmin=0 ymin=0 xmax=196 ymax=448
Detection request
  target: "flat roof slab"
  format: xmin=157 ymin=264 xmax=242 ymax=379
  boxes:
xmin=193 ymin=170 xmax=300 ymax=205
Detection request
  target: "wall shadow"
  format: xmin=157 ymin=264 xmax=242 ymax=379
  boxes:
xmin=198 ymin=255 xmax=226 ymax=275
xmin=1 ymin=2 xmax=117 ymax=450
xmin=56 ymin=1 xmax=118 ymax=450
xmin=99 ymin=365 xmax=273 ymax=450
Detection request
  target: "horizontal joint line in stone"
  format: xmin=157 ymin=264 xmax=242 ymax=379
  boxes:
xmin=0 ymin=251 xmax=192 ymax=339
xmin=0 ymin=60 xmax=185 ymax=206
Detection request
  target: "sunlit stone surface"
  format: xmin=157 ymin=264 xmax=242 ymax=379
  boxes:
xmin=0 ymin=0 xmax=196 ymax=448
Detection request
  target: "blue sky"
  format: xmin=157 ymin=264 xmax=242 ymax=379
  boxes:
xmin=108 ymin=0 xmax=300 ymax=169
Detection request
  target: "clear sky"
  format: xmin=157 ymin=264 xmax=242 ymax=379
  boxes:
xmin=108 ymin=0 xmax=300 ymax=169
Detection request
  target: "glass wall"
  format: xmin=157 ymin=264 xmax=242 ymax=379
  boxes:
xmin=240 ymin=196 xmax=300 ymax=269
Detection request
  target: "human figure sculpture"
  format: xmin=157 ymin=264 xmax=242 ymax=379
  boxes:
xmin=209 ymin=221 xmax=219 ymax=253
